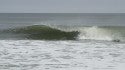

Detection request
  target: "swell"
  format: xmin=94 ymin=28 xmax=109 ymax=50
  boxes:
xmin=1 ymin=25 xmax=79 ymax=40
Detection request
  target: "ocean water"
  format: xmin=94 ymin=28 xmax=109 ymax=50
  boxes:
xmin=0 ymin=13 xmax=125 ymax=70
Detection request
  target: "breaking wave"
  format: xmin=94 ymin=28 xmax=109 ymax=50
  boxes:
xmin=0 ymin=25 xmax=125 ymax=42
xmin=78 ymin=26 xmax=125 ymax=42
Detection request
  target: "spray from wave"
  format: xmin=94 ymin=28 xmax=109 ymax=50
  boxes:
xmin=78 ymin=26 xmax=124 ymax=41
xmin=0 ymin=25 xmax=125 ymax=42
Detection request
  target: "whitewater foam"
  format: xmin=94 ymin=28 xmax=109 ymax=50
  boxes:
xmin=0 ymin=40 xmax=125 ymax=70
xmin=78 ymin=26 xmax=113 ymax=41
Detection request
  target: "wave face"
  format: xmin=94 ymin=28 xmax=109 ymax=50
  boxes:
xmin=1 ymin=25 xmax=79 ymax=40
xmin=0 ymin=25 xmax=125 ymax=41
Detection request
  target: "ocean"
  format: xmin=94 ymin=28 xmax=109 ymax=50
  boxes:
xmin=0 ymin=13 xmax=125 ymax=70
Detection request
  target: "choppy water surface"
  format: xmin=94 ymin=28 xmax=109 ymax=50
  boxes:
xmin=0 ymin=40 xmax=125 ymax=70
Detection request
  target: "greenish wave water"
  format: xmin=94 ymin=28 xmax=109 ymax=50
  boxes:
xmin=2 ymin=25 xmax=79 ymax=40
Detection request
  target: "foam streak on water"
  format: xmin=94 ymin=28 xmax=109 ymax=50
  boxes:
xmin=0 ymin=40 xmax=125 ymax=70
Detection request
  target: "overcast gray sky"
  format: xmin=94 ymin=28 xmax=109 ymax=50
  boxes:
xmin=0 ymin=0 xmax=125 ymax=13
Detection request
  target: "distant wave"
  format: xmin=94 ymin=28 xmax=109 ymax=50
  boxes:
xmin=0 ymin=25 xmax=125 ymax=42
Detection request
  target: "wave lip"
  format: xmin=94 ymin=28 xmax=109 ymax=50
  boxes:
xmin=4 ymin=25 xmax=79 ymax=40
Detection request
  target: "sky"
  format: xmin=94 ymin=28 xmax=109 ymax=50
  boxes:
xmin=0 ymin=0 xmax=125 ymax=13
